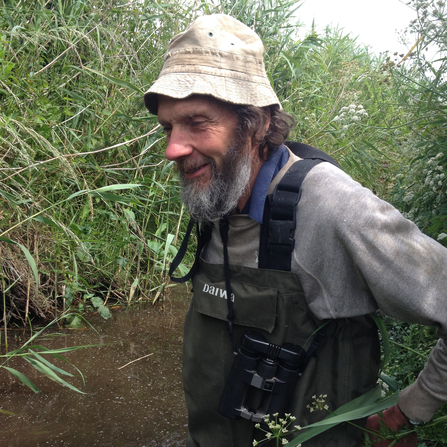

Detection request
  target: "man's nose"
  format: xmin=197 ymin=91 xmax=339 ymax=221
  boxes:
xmin=164 ymin=128 xmax=193 ymax=161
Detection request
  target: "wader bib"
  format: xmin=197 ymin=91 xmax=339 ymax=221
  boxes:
xmin=183 ymin=259 xmax=380 ymax=447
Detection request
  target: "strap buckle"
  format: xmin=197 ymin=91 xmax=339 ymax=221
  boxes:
xmin=267 ymin=187 xmax=301 ymax=249
xmin=268 ymin=219 xmax=296 ymax=248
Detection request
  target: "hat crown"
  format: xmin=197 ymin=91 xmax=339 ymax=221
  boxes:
xmin=144 ymin=14 xmax=281 ymax=114
xmin=167 ymin=14 xmax=263 ymax=60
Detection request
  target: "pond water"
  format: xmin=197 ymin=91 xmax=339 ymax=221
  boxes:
xmin=0 ymin=288 xmax=190 ymax=447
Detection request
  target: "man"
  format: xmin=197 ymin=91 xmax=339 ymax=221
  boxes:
xmin=144 ymin=14 xmax=447 ymax=447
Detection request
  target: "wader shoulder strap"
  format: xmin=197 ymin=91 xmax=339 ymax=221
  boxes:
xmin=285 ymin=141 xmax=340 ymax=168
xmin=169 ymin=219 xmax=213 ymax=283
xmin=259 ymin=142 xmax=340 ymax=271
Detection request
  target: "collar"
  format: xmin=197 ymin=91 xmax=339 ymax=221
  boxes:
xmin=241 ymin=144 xmax=289 ymax=223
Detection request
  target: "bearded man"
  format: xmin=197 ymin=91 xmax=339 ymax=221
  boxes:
xmin=144 ymin=14 xmax=447 ymax=447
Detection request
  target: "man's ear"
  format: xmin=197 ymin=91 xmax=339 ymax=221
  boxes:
xmin=264 ymin=107 xmax=271 ymax=132
xmin=255 ymin=107 xmax=271 ymax=160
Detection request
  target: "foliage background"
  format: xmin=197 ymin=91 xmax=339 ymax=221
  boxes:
xmin=1 ymin=0 xmax=447 ymax=444
xmin=0 ymin=0 xmax=411 ymax=323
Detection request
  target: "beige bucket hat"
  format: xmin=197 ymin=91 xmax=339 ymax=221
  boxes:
xmin=144 ymin=14 xmax=281 ymax=114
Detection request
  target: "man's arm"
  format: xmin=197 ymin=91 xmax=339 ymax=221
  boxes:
xmin=399 ymin=338 xmax=447 ymax=422
xmin=292 ymin=160 xmax=447 ymax=422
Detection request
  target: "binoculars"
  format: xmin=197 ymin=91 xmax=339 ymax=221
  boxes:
xmin=218 ymin=331 xmax=307 ymax=423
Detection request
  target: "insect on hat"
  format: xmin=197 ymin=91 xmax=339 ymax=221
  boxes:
xmin=144 ymin=14 xmax=281 ymax=114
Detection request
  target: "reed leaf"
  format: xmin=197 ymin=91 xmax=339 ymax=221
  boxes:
xmin=24 ymin=356 xmax=86 ymax=394
xmin=2 ymin=366 xmax=41 ymax=393
xmin=286 ymin=387 xmax=399 ymax=446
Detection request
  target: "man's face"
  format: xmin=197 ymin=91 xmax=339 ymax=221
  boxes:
xmin=158 ymin=95 xmax=254 ymax=221
xmin=158 ymin=95 xmax=240 ymax=186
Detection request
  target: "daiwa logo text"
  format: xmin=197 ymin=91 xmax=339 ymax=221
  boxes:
xmin=202 ymin=284 xmax=235 ymax=302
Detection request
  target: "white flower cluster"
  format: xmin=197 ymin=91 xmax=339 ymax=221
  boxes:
xmin=378 ymin=377 xmax=390 ymax=397
xmin=252 ymin=413 xmax=302 ymax=447
xmin=306 ymin=394 xmax=329 ymax=413
xmin=332 ymin=104 xmax=368 ymax=133
xmin=407 ymin=0 xmax=446 ymax=43
xmin=397 ymin=152 xmax=446 ymax=230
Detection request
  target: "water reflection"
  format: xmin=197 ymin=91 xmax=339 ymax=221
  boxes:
xmin=0 ymin=289 xmax=190 ymax=447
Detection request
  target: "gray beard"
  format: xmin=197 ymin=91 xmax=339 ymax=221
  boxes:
xmin=177 ymin=144 xmax=252 ymax=223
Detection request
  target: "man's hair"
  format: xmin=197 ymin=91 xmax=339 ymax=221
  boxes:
xmin=231 ymin=104 xmax=295 ymax=159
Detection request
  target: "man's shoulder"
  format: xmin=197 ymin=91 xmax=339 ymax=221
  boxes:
xmin=285 ymin=141 xmax=339 ymax=167
xmin=269 ymin=146 xmax=354 ymax=194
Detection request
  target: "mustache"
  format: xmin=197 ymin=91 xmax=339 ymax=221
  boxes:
xmin=176 ymin=155 xmax=216 ymax=176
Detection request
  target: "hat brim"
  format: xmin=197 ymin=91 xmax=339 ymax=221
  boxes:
xmin=144 ymin=71 xmax=280 ymax=115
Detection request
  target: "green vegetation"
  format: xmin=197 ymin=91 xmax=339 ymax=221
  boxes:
xmin=0 ymin=0 xmax=446 ymax=442
xmin=0 ymin=0 xmax=411 ymax=324
xmin=391 ymin=0 xmax=447 ymax=242
xmin=0 ymin=0 xmax=188 ymax=324
xmin=1 ymin=312 xmax=95 ymax=394
xmin=1 ymin=0 xmax=443 ymax=323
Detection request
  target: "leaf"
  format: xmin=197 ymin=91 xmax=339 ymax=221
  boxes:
xmin=147 ymin=240 xmax=161 ymax=253
xmin=32 ymin=215 xmax=63 ymax=232
xmin=117 ymin=256 xmax=128 ymax=267
xmin=67 ymin=189 xmax=88 ymax=200
xmin=11 ymin=25 xmax=25 ymax=33
xmin=2 ymin=366 xmax=41 ymax=393
xmin=162 ymin=233 xmax=175 ymax=270
xmin=0 ymin=237 xmax=16 ymax=243
xmin=371 ymin=313 xmax=390 ymax=371
xmin=380 ymin=373 xmax=399 ymax=393
xmin=90 ymin=296 xmax=104 ymax=308
xmin=24 ymin=357 xmax=86 ymax=394
xmin=28 ymin=350 xmax=73 ymax=377
xmin=72 ymin=252 xmax=78 ymax=285
xmin=286 ymin=387 xmax=399 ymax=446
xmin=123 ymin=208 xmax=136 ymax=222
xmin=61 ymin=88 xmax=87 ymax=103
xmin=65 ymin=315 xmax=84 ymax=328
xmin=88 ymin=191 xmax=137 ymax=204
xmin=82 ymin=67 xmax=143 ymax=94
xmin=20 ymin=344 xmax=97 ymax=356
xmin=64 ymin=285 xmax=74 ymax=307
xmin=97 ymin=305 xmax=111 ymax=320
xmin=0 ymin=239 xmax=39 ymax=289
xmin=128 ymin=278 xmax=139 ymax=305
xmin=76 ymin=246 xmax=90 ymax=262
xmin=92 ymin=184 xmax=141 ymax=193
xmin=0 ymin=189 xmax=18 ymax=204
xmin=361 ymin=140 xmax=389 ymax=159
xmin=17 ymin=243 xmax=39 ymax=290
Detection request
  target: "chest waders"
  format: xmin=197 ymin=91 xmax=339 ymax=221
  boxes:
xmin=171 ymin=143 xmax=380 ymax=447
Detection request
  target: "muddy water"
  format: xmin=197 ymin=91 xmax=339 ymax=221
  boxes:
xmin=0 ymin=288 xmax=191 ymax=447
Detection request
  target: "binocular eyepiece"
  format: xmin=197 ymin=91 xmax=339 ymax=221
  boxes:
xmin=218 ymin=331 xmax=307 ymax=423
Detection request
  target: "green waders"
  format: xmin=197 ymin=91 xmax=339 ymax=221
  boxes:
xmin=183 ymin=258 xmax=380 ymax=447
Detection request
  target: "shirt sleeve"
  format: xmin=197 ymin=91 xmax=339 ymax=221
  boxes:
xmin=292 ymin=161 xmax=447 ymax=421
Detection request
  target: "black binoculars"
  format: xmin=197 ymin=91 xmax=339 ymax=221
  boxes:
xmin=218 ymin=331 xmax=307 ymax=423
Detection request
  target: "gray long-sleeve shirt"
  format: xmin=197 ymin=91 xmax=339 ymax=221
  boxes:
xmin=203 ymin=149 xmax=447 ymax=422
